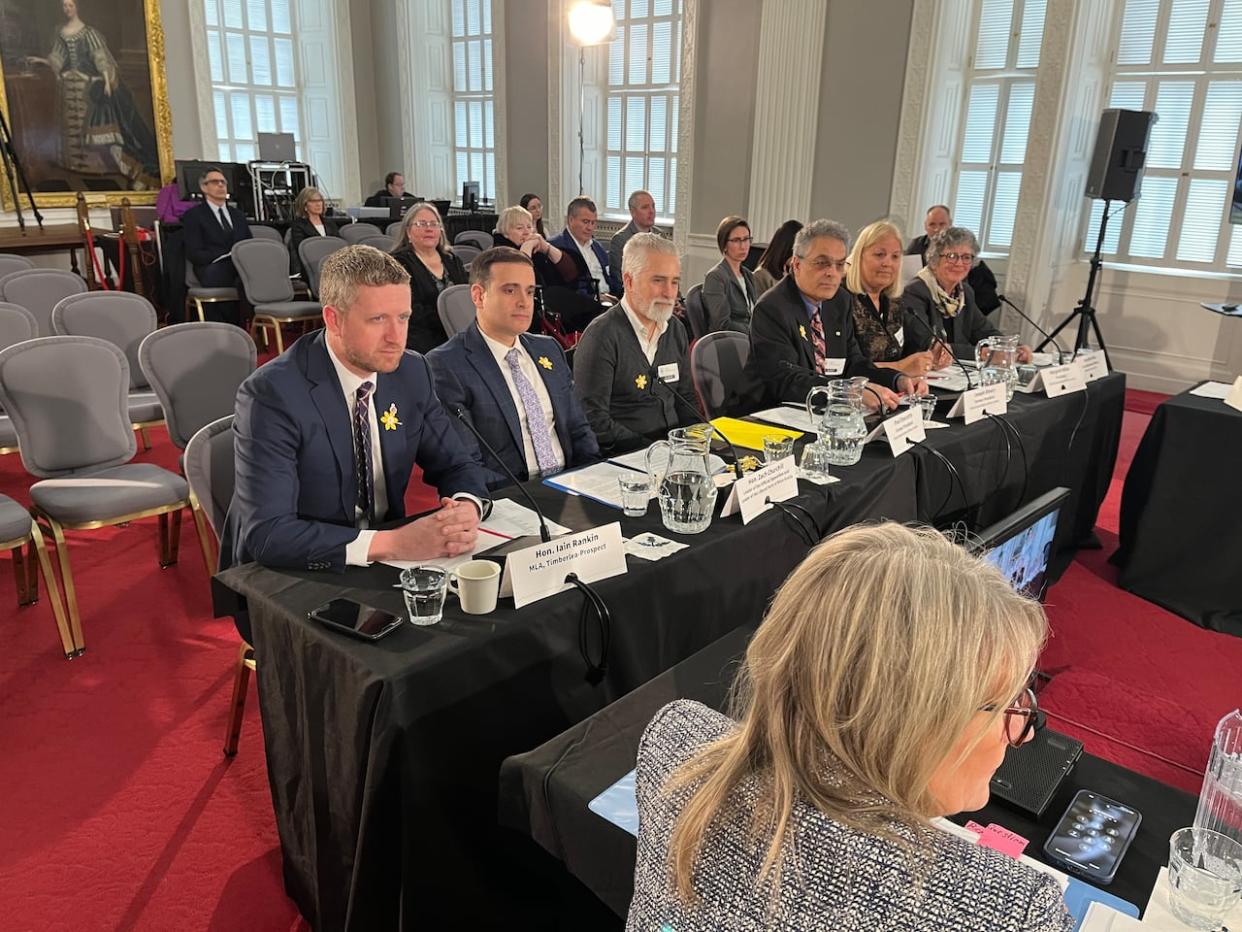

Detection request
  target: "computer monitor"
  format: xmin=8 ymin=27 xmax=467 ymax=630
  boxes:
xmin=973 ymin=487 xmax=1070 ymax=599
xmin=381 ymin=194 xmax=417 ymax=220
xmin=258 ymin=132 xmax=297 ymax=162
xmin=462 ymin=181 xmax=480 ymax=211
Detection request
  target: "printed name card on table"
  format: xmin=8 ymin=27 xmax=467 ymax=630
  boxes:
xmin=1039 ymin=361 xmax=1088 ymax=398
xmin=504 ymin=523 xmax=627 ymax=608
xmin=946 ymin=382 xmax=1008 ymax=425
xmin=720 ymin=455 xmax=799 ymax=524
xmin=1076 ymin=349 xmax=1109 ymax=382
xmin=1225 ymin=375 xmax=1242 ymax=413
xmin=881 ymin=406 xmax=926 ymax=457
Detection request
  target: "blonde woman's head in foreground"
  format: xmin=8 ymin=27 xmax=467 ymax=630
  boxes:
xmin=667 ymin=521 xmax=1047 ymax=899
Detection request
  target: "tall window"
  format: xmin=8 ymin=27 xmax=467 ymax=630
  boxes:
xmin=1085 ymin=0 xmax=1242 ymax=271
xmin=952 ymin=0 xmax=1047 ymax=254
xmin=202 ymin=0 xmax=303 ymax=163
xmin=604 ymin=0 xmax=683 ymax=218
xmin=451 ymin=0 xmax=496 ymax=200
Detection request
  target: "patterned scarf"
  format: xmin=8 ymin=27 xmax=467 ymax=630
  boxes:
xmin=917 ymin=265 xmax=965 ymax=319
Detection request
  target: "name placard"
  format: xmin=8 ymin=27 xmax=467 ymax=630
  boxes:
xmin=882 ymin=406 xmax=926 ymax=457
xmin=1042 ymin=362 xmax=1088 ymax=398
xmin=504 ymin=523 xmax=627 ymax=608
xmin=1225 ymin=376 xmax=1242 ymax=413
xmin=1076 ymin=350 xmax=1109 ymax=382
xmin=721 ymin=455 xmax=799 ymax=524
xmin=947 ymin=382 xmax=1008 ymax=425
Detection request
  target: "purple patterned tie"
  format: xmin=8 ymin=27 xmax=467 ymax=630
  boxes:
xmin=505 ymin=348 xmax=561 ymax=476
xmin=354 ymin=381 xmax=374 ymax=521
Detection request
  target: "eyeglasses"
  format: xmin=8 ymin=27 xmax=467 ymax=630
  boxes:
xmin=410 ymin=220 xmax=442 ymax=230
xmin=943 ymin=252 xmax=976 ymax=265
xmin=728 ymin=235 xmax=753 ymax=245
xmin=981 ymin=686 xmax=1041 ymax=748
xmin=203 ymin=178 xmax=226 ymax=185
xmin=803 ymin=257 xmax=847 ymax=273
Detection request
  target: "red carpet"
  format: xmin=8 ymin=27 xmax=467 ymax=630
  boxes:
xmin=0 ymin=390 xmax=1235 ymax=929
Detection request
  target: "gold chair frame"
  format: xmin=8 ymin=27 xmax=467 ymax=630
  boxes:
xmin=34 ymin=499 xmax=187 ymax=656
xmin=3 ymin=518 xmax=73 ymax=657
xmin=223 ymin=641 xmax=256 ymax=756
xmin=188 ymin=292 xmax=238 ymax=324
xmin=249 ymin=314 xmax=322 ymax=355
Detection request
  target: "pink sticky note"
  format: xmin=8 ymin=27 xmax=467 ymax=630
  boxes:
xmin=978 ymin=824 xmax=1028 ymax=858
xmin=964 ymin=820 xmax=987 ymax=835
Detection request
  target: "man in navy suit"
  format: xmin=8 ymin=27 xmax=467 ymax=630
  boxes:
xmin=428 ymin=247 xmax=599 ymax=490
xmin=221 ymin=245 xmax=489 ymax=575
xmin=548 ymin=196 xmax=622 ymax=299
xmin=182 ymin=166 xmax=252 ymax=323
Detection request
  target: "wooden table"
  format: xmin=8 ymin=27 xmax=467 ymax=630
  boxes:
xmin=0 ymin=223 xmax=87 ymax=277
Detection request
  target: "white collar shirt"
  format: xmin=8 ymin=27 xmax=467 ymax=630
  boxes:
xmin=479 ymin=329 xmax=565 ymax=476
xmin=574 ymin=235 xmax=607 ymax=292
xmin=326 ymin=341 xmax=389 ymax=566
xmin=620 ymin=298 xmax=668 ymax=366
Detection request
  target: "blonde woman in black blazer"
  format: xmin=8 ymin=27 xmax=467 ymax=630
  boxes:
xmin=700 ymin=215 xmax=758 ymax=334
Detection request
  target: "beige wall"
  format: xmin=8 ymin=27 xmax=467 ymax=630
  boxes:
xmin=810 ymin=0 xmax=914 ymax=235
xmin=504 ymin=0 xmax=552 ymax=202
xmin=161 ymin=0 xmax=204 ymax=159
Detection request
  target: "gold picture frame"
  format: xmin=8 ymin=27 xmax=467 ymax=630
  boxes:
xmin=0 ymin=0 xmax=174 ymax=209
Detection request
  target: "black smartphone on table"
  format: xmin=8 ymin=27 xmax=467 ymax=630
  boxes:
xmin=1042 ymin=790 xmax=1141 ymax=885
xmin=308 ymin=598 xmax=403 ymax=641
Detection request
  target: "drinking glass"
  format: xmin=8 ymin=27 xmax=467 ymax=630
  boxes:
xmin=617 ymin=473 xmax=651 ymax=517
xmin=1168 ymin=827 xmax=1242 ymax=929
xmin=763 ymin=435 xmax=794 ymax=462
xmin=399 ymin=566 xmax=448 ymax=626
xmin=798 ymin=441 xmax=832 ymax=482
xmin=915 ymin=393 xmax=938 ymax=422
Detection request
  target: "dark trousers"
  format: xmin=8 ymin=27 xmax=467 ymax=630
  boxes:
xmin=194 ymin=260 xmax=242 ymax=325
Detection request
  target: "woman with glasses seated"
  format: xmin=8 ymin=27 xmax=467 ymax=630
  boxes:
xmin=493 ymin=205 xmax=577 ymax=288
xmin=846 ymin=220 xmax=951 ymax=378
xmin=701 ymin=215 xmax=759 ymax=334
xmin=627 ymin=522 xmax=1068 ymax=932
xmin=390 ymin=201 xmax=469 ymax=353
xmin=288 ymin=186 xmax=330 ymax=279
xmin=903 ymin=226 xmax=1032 ymax=362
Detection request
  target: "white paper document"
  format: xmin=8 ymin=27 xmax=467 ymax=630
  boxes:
xmin=380 ymin=500 xmax=572 ymax=572
xmin=544 ymin=461 xmax=650 ymax=509
xmin=750 ymin=406 xmax=818 ymax=433
xmin=1190 ymin=380 xmax=1235 ymax=399
xmin=926 ymin=367 xmax=972 ymax=393
xmin=609 ymin=446 xmax=728 ymax=476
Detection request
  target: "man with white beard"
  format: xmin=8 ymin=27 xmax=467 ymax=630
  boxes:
xmin=572 ymin=233 xmax=699 ymax=454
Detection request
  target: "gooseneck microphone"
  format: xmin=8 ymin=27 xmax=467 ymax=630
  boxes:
xmin=997 ymin=294 xmax=1068 ymax=362
xmin=903 ymin=311 xmax=974 ymax=390
xmin=651 ymin=375 xmax=743 ymax=469
xmin=452 ymin=405 xmax=552 ymax=545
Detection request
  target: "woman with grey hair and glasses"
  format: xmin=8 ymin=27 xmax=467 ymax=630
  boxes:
xmin=902 ymin=227 xmax=1032 ymax=362
xmin=390 ymin=201 xmax=468 ymax=353
xmin=627 ymin=521 xmax=1069 ymax=931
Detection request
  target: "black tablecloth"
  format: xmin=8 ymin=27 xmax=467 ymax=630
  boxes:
xmin=213 ymin=374 xmax=1125 ymax=931
xmin=499 ymin=625 xmax=1196 ymax=920
xmin=1114 ymin=388 xmax=1242 ymax=634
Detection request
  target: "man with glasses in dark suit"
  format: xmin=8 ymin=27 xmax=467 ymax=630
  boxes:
xmin=182 ymin=166 xmax=252 ymax=323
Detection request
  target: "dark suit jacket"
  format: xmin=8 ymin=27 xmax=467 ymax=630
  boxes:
xmin=701 ymin=259 xmax=757 ymax=334
xmin=220 ymin=331 xmax=487 ymax=572
xmin=389 ymin=245 xmax=469 ymax=355
xmin=548 ymin=230 xmax=622 ymax=297
xmin=288 ymin=217 xmax=329 ymax=277
xmin=427 ymin=323 xmax=600 ymax=490
xmin=901 ymin=278 xmax=1001 ymax=358
xmin=746 ymin=276 xmax=901 ymax=405
xmin=183 ymin=201 xmax=252 ymax=286
xmin=905 ymin=235 xmax=1000 ymax=313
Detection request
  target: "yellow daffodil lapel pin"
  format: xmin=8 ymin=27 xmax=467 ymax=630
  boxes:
xmin=538 ymin=355 xmax=553 ymax=370
xmin=799 ymin=324 xmax=808 ymax=341
xmin=380 ymin=403 xmax=401 ymax=431
xmin=635 ymin=374 xmax=648 ymax=390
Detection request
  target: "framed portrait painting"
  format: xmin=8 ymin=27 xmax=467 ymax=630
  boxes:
xmin=0 ymin=0 xmax=173 ymax=208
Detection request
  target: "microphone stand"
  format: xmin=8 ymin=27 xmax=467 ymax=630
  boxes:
xmin=997 ymin=294 xmax=1068 ymax=363
xmin=452 ymin=406 xmax=555 ymax=560
xmin=903 ymin=311 xmax=974 ymax=390
xmin=651 ymin=375 xmax=743 ymax=470
xmin=0 ymin=107 xmax=44 ymax=233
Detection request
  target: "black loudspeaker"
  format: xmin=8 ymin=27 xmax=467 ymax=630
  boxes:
xmin=1085 ymin=109 xmax=1157 ymax=202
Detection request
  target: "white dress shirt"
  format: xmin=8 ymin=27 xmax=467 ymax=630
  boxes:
xmin=479 ymin=329 xmax=565 ymax=476
xmin=311 ymin=220 xmax=326 ymax=236
xmin=326 ymin=342 xmax=388 ymax=567
xmin=574 ymin=235 xmax=607 ymax=293
xmin=620 ymin=299 xmax=668 ymax=366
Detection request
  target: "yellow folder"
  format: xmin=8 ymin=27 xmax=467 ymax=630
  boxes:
xmin=709 ymin=417 xmax=803 ymax=452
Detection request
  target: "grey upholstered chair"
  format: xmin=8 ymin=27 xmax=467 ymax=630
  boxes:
xmin=0 ymin=304 xmax=38 ymax=455
xmin=0 ymin=268 xmax=87 ymax=336
xmin=690 ymin=331 xmax=751 ymax=419
xmin=184 ymin=260 xmax=239 ymax=323
xmin=385 ymin=220 xmax=404 ymax=243
xmin=454 ymin=230 xmax=493 ymax=250
xmin=358 ymin=234 xmax=395 ymax=253
xmin=249 ymin=225 xmax=283 ymax=242
xmin=684 ymin=284 xmax=708 ymax=342
xmin=51 ymin=292 xmax=165 ymax=449
xmin=139 ymin=322 xmax=256 ymax=453
xmin=0 ymin=254 xmax=35 ymax=279
xmin=0 ymin=493 xmax=72 ymax=657
xmin=183 ymin=414 xmax=252 ymax=755
xmin=437 ymin=284 xmax=476 ymax=338
xmin=340 ymin=223 xmax=380 ymax=245
xmin=231 ymin=239 xmax=322 ymax=354
xmin=453 ymin=244 xmax=481 ymax=269
xmin=298 ymin=235 xmax=346 ymax=299
xmin=0 ymin=336 xmax=191 ymax=654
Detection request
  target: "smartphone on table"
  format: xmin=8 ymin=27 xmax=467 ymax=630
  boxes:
xmin=308 ymin=598 xmax=403 ymax=641
xmin=1042 ymin=790 xmax=1141 ymax=885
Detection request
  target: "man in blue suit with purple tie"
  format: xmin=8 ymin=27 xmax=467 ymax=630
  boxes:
xmin=221 ymin=245 xmax=489 ymax=575
xmin=428 ymin=247 xmax=599 ymax=491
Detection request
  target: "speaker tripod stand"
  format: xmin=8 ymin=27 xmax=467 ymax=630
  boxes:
xmin=0 ymin=106 xmax=44 ymax=234
xmin=1038 ymin=198 xmax=1116 ymax=370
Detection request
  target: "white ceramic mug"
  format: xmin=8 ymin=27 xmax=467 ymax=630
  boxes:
xmin=449 ymin=560 xmax=501 ymax=615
